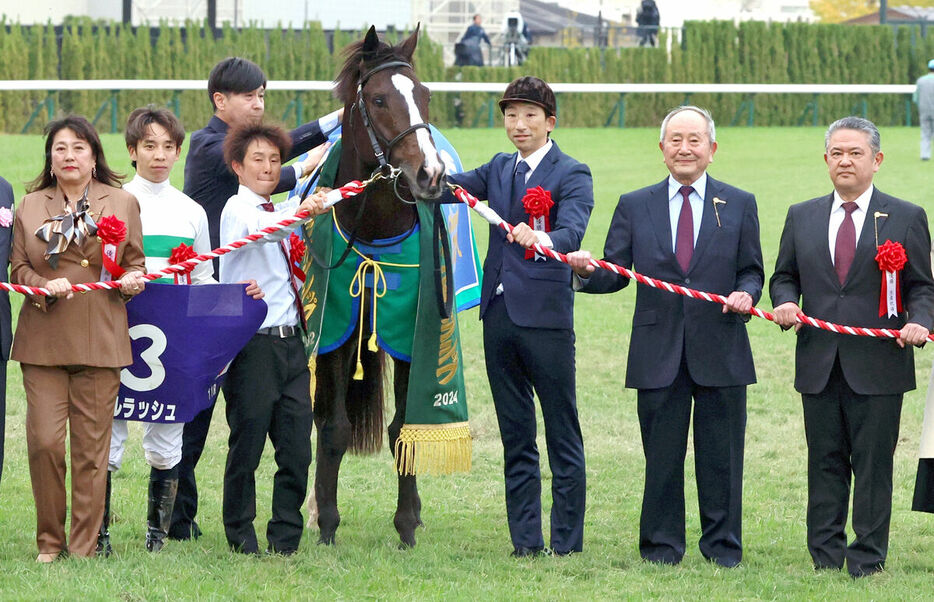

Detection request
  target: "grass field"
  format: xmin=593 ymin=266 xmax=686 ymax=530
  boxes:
xmin=1 ymin=125 xmax=934 ymax=600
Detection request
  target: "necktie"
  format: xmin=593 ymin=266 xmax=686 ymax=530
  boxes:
xmin=261 ymin=201 xmax=307 ymax=330
xmin=512 ymin=160 xmax=530 ymax=209
xmin=675 ymin=185 xmax=694 ymax=273
xmin=834 ymin=201 xmax=859 ymax=285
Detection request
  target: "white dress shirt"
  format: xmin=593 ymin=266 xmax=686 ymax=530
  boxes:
xmin=667 ymin=172 xmax=707 ymax=252
xmin=219 ymin=185 xmax=300 ymax=329
xmin=516 ymin=139 xmax=554 ymax=249
xmin=828 ymin=185 xmax=873 ymax=264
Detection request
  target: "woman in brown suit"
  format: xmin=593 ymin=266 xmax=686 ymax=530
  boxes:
xmin=12 ymin=116 xmax=147 ymax=562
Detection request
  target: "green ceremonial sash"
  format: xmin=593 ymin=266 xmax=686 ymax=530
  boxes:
xmin=301 ymin=202 xmax=471 ymax=475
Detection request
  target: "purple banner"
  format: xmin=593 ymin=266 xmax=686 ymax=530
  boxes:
xmin=116 ymin=283 xmax=267 ymax=423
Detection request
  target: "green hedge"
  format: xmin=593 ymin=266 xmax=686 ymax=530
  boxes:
xmin=1 ymin=18 xmax=933 ymax=133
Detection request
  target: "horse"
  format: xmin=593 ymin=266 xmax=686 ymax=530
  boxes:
xmin=308 ymin=25 xmax=448 ymax=548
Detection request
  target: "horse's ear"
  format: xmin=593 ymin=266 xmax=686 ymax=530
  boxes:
xmin=398 ymin=23 xmax=420 ymax=62
xmin=362 ymin=25 xmax=380 ymax=60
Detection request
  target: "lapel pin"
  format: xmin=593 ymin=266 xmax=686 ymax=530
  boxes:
xmin=873 ymin=211 xmax=888 ymax=248
xmin=713 ymin=197 xmax=726 ymax=227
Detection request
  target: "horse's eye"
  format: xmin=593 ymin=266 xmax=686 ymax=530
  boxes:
xmin=373 ymin=96 xmax=385 ymax=107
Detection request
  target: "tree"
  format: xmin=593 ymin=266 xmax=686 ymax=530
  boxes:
xmin=810 ymin=0 xmax=933 ymax=24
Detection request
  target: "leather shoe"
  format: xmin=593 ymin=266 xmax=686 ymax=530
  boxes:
xmin=511 ymin=546 xmax=546 ymax=558
xmin=36 ymin=550 xmax=67 ymax=563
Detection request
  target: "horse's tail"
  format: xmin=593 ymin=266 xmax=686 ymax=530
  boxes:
xmin=346 ymin=346 xmax=386 ymax=454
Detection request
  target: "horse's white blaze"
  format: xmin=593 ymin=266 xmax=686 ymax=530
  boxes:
xmin=391 ymin=73 xmax=444 ymax=175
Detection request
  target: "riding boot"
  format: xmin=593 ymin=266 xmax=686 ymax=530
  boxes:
xmin=96 ymin=471 xmax=113 ymax=557
xmin=146 ymin=467 xmax=179 ymax=553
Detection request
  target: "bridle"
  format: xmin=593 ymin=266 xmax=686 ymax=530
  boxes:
xmin=354 ymin=60 xmax=432 ymax=177
xmin=306 ymin=57 xmax=455 ymax=320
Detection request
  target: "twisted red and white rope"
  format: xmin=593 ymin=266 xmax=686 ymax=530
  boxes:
xmin=449 ymin=184 xmax=934 ymax=343
xmin=0 ymin=177 xmax=374 ymax=298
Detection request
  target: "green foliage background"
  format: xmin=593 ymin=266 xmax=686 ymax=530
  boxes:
xmin=1 ymin=19 xmax=934 ymax=132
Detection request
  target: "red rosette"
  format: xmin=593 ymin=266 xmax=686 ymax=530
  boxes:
xmin=875 ymin=239 xmax=907 ymax=317
xmin=521 ymin=186 xmax=554 ymax=260
xmin=288 ymin=232 xmax=306 ymax=267
xmin=288 ymin=232 xmax=307 ymax=282
xmin=96 ymin=214 xmax=127 ymax=246
xmin=875 ymin=239 xmax=907 ymax=272
xmin=169 ymin=242 xmax=198 ymax=283
xmin=522 ymin=186 xmax=554 ymax=218
xmin=97 ymin=214 xmax=127 ymax=279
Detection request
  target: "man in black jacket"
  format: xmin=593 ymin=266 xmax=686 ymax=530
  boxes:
xmin=170 ymin=56 xmax=340 ymax=540
xmin=771 ymin=116 xmax=934 ymax=577
xmin=0 ymin=176 xmax=12 ymax=487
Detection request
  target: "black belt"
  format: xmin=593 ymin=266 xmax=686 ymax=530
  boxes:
xmin=256 ymin=325 xmax=301 ymax=338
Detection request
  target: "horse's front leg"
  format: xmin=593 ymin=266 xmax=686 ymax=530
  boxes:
xmin=313 ymin=349 xmax=352 ymax=545
xmin=388 ymin=359 xmax=421 ymax=548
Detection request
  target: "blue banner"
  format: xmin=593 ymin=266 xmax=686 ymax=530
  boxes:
xmin=116 ymin=283 xmax=267 ymax=423
xmin=290 ymin=125 xmax=482 ymax=312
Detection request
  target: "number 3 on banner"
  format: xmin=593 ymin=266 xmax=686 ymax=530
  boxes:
xmin=121 ymin=324 xmax=167 ymax=392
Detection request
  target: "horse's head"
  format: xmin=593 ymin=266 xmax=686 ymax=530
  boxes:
xmin=336 ymin=25 xmax=446 ymax=199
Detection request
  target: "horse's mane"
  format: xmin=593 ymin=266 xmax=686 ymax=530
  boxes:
xmin=334 ymin=36 xmax=415 ymax=105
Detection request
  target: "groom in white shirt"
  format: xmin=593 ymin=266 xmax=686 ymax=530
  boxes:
xmin=218 ymin=123 xmax=327 ymax=554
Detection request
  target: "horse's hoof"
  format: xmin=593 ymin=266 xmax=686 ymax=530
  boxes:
xmin=317 ymin=535 xmax=336 ymax=546
xmin=397 ymin=538 xmax=416 ymax=550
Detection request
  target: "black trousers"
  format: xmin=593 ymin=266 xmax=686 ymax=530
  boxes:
xmin=0 ymin=360 xmax=6 ymax=486
xmin=222 ymin=332 xmax=312 ymax=554
xmin=169 ymin=394 xmax=216 ymax=539
xmin=802 ymin=357 xmax=902 ymax=577
xmin=482 ymin=295 xmax=586 ymax=554
xmin=637 ymin=352 xmax=746 ymax=567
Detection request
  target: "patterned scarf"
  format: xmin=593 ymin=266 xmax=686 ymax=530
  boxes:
xmin=35 ymin=188 xmax=98 ymax=269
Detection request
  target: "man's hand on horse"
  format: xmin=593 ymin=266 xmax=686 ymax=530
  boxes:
xmin=507 ymin=222 xmax=541 ymax=249
xmin=566 ymin=250 xmax=596 ymax=277
xmin=299 ymin=141 xmax=331 ymax=177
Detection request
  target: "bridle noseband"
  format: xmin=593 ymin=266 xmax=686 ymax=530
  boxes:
xmin=355 ymin=60 xmax=432 ymax=176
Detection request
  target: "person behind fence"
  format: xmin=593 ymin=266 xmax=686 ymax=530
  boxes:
xmin=770 ymin=116 xmax=934 ymax=577
xmin=455 ymin=13 xmax=491 ymax=67
xmin=0 ymin=176 xmax=12 ymax=491
xmin=636 ymin=0 xmax=660 ymax=48
xmin=446 ymin=76 xmax=593 ymax=557
xmin=11 ymin=115 xmax=147 ymax=562
xmin=567 ymin=106 xmax=762 ymax=568
xmin=218 ymin=123 xmax=328 ymax=555
xmin=172 ymin=56 xmax=341 ymax=542
xmin=913 ymin=59 xmax=934 ymax=161
xmin=101 ymin=106 xmax=264 ymax=555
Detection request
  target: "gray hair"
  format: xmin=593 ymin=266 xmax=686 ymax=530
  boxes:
xmin=659 ymin=105 xmax=716 ymax=143
xmin=825 ymin=116 xmax=881 ymax=155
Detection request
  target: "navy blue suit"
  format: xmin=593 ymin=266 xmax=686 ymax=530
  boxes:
xmin=770 ymin=188 xmax=934 ymax=576
xmin=580 ymin=175 xmax=762 ymax=566
xmin=171 ymin=114 xmax=327 ymax=540
xmin=0 ymin=177 xmax=12 ymax=487
xmin=449 ymin=141 xmax=593 ymax=554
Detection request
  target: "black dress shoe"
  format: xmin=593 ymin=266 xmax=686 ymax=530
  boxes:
xmin=511 ymin=546 xmax=546 ymax=558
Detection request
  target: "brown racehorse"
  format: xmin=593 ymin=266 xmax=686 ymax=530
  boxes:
xmin=309 ymin=25 xmax=447 ymax=548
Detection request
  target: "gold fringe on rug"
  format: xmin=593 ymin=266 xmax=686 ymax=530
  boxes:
xmin=394 ymin=422 xmax=472 ymax=476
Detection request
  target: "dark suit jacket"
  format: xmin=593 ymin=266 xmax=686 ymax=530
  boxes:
xmin=581 ymin=176 xmax=763 ymax=390
xmin=770 ymin=188 xmax=934 ymax=395
xmin=0 ymin=177 xmax=12 ymax=361
xmin=449 ymin=141 xmax=594 ymax=330
xmin=183 ymin=115 xmax=327 ymax=257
